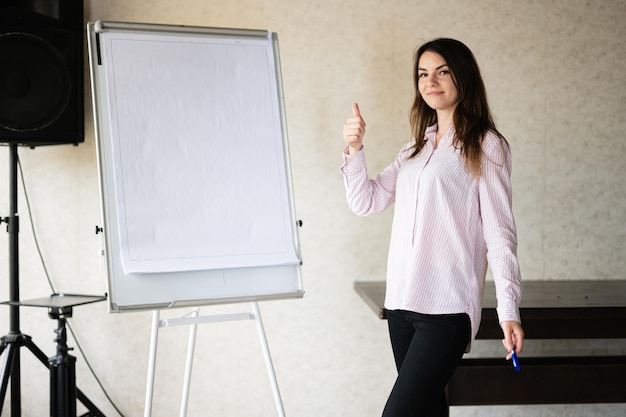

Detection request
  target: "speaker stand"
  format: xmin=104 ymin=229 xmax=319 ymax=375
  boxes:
xmin=0 ymin=144 xmax=106 ymax=415
xmin=0 ymin=142 xmax=36 ymax=416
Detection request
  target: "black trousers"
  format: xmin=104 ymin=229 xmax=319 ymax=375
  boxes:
xmin=382 ymin=310 xmax=471 ymax=417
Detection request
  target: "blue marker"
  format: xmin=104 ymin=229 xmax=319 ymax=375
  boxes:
xmin=511 ymin=349 xmax=521 ymax=371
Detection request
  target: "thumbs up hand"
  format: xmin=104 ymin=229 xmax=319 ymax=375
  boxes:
xmin=343 ymin=103 xmax=366 ymax=155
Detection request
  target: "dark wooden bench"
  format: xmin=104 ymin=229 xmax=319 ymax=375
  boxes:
xmin=354 ymin=280 xmax=626 ymax=406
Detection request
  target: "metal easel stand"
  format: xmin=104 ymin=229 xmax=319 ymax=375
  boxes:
xmin=143 ymin=301 xmax=286 ymax=417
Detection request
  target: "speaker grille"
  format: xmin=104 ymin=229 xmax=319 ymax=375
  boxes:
xmin=0 ymin=32 xmax=71 ymax=132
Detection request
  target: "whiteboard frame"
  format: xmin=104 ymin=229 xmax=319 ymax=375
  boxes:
xmin=87 ymin=20 xmax=303 ymax=312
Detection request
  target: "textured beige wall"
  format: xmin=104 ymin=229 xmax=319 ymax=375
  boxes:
xmin=0 ymin=0 xmax=625 ymax=416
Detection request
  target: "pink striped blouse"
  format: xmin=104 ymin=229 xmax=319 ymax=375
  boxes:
xmin=341 ymin=125 xmax=522 ymax=350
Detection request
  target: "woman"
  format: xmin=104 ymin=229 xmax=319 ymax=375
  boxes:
xmin=341 ymin=38 xmax=524 ymax=416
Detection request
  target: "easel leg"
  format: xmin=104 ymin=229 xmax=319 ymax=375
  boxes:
xmin=145 ymin=305 xmax=287 ymax=417
xmin=144 ymin=310 xmax=160 ymax=417
xmin=252 ymin=302 xmax=286 ymax=417
xmin=180 ymin=308 xmax=199 ymax=417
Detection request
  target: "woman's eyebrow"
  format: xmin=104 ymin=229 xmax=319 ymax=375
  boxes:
xmin=417 ymin=64 xmax=449 ymax=72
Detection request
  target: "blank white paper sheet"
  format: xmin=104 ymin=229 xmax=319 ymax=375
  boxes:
xmin=99 ymin=30 xmax=300 ymax=274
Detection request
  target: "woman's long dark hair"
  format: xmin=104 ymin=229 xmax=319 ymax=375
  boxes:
xmin=408 ymin=38 xmax=506 ymax=176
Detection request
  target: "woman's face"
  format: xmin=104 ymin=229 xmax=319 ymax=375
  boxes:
xmin=417 ymin=51 xmax=459 ymax=114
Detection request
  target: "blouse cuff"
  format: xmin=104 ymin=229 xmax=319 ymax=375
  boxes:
xmin=497 ymin=305 xmax=521 ymax=324
xmin=340 ymin=146 xmax=365 ymax=171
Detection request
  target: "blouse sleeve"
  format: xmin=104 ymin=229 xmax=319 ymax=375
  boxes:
xmin=479 ymin=133 xmax=523 ymax=324
xmin=340 ymin=144 xmax=408 ymax=216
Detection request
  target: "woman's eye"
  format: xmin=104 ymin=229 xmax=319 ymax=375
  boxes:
xmin=418 ymin=73 xmax=427 ymax=78
xmin=439 ymin=70 xmax=449 ymax=75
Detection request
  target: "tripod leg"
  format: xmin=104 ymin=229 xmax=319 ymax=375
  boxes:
xmin=24 ymin=336 xmax=50 ymax=367
xmin=0 ymin=343 xmax=17 ymax=415
xmin=76 ymin=388 xmax=106 ymax=417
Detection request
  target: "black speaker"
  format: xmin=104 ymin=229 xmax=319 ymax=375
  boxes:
xmin=0 ymin=0 xmax=84 ymax=146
